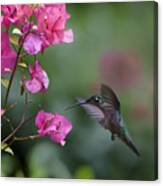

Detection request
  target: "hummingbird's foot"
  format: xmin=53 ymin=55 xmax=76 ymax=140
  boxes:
xmin=111 ymin=134 xmax=115 ymax=141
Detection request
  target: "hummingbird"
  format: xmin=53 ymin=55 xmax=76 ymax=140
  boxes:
xmin=66 ymin=84 xmax=140 ymax=157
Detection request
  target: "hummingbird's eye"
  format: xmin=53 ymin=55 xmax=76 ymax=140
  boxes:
xmin=95 ymin=96 xmax=101 ymax=103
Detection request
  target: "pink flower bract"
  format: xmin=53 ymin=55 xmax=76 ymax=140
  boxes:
xmin=24 ymin=60 xmax=49 ymax=94
xmin=1 ymin=5 xmax=33 ymax=29
xmin=23 ymin=33 xmax=43 ymax=55
xmin=35 ymin=111 xmax=72 ymax=146
xmin=1 ymin=32 xmax=16 ymax=76
xmin=1 ymin=109 xmax=6 ymax=116
xmin=1 ymin=4 xmax=74 ymax=51
xmin=34 ymin=4 xmax=74 ymax=49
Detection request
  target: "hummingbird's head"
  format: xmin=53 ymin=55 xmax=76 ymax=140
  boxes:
xmin=64 ymin=95 xmax=104 ymax=111
xmin=86 ymin=95 xmax=104 ymax=107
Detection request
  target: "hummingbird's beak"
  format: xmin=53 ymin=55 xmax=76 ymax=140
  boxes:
xmin=64 ymin=97 xmax=87 ymax=111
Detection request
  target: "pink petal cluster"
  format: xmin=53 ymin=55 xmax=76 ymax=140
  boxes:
xmin=24 ymin=60 xmax=49 ymax=94
xmin=1 ymin=5 xmax=34 ymax=29
xmin=34 ymin=4 xmax=73 ymax=49
xmin=2 ymin=4 xmax=74 ymax=53
xmin=23 ymin=33 xmax=43 ymax=55
xmin=35 ymin=111 xmax=72 ymax=146
xmin=1 ymin=109 xmax=6 ymax=116
xmin=1 ymin=32 xmax=16 ymax=76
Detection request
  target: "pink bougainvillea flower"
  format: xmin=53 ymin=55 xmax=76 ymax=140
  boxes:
xmin=24 ymin=60 xmax=49 ymax=94
xmin=1 ymin=4 xmax=74 ymax=51
xmin=62 ymin=29 xmax=74 ymax=43
xmin=48 ymin=112 xmax=73 ymax=145
xmin=1 ymin=32 xmax=16 ymax=76
xmin=34 ymin=4 xmax=74 ymax=49
xmin=21 ymin=22 xmax=34 ymax=35
xmin=35 ymin=111 xmax=72 ymax=146
xmin=23 ymin=33 xmax=43 ymax=55
xmin=35 ymin=111 xmax=54 ymax=136
xmin=1 ymin=109 xmax=6 ymax=116
xmin=1 ymin=5 xmax=34 ymax=29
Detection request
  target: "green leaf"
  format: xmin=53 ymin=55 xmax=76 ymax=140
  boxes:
xmin=1 ymin=143 xmax=14 ymax=156
xmin=1 ymin=78 xmax=9 ymax=88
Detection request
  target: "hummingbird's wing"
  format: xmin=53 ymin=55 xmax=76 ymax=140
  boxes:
xmin=76 ymin=97 xmax=105 ymax=123
xmin=101 ymin=84 xmax=120 ymax=111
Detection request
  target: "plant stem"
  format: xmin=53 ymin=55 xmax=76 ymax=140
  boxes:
xmin=2 ymin=92 xmax=29 ymax=144
xmin=14 ymin=134 xmax=40 ymax=141
xmin=2 ymin=134 xmax=40 ymax=151
xmin=3 ymin=45 xmax=23 ymax=108
xmin=1 ymin=115 xmax=34 ymax=144
xmin=3 ymin=31 xmax=29 ymax=108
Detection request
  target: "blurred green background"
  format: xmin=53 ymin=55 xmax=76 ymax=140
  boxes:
xmin=1 ymin=2 xmax=157 ymax=180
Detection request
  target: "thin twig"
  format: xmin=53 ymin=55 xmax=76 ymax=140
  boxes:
xmin=2 ymin=93 xmax=29 ymax=141
xmin=2 ymin=134 xmax=40 ymax=151
xmin=14 ymin=134 xmax=40 ymax=141
xmin=3 ymin=45 xmax=23 ymax=108
xmin=7 ymin=102 xmax=18 ymax=111
xmin=2 ymin=138 xmax=15 ymax=151
xmin=1 ymin=115 xmax=34 ymax=144
xmin=3 ymin=32 xmax=29 ymax=108
xmin=1 ymin=102 xmax=17 ymax=132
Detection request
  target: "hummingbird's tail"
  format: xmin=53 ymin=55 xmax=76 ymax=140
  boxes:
xmin=118 ymin=129 xmax=140 ymax=157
